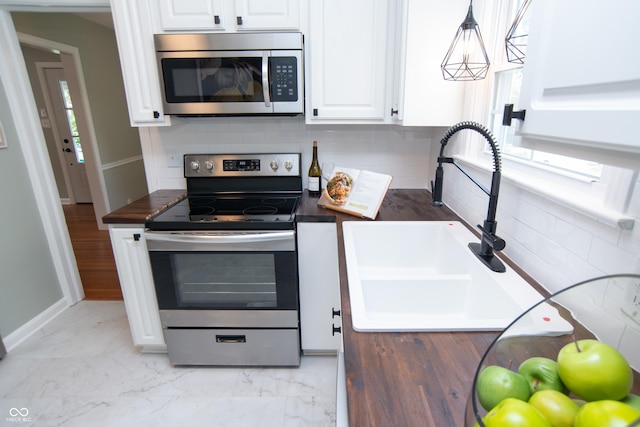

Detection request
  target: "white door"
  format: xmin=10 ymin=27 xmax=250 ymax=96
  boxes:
xmin=44 ymin=67 xmax=92 ymax=203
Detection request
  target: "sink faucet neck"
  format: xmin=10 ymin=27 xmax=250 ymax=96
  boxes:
xmin=430 ymin=121 xmax=506 ymax=273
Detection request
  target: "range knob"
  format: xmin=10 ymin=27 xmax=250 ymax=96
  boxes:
xmin=190 ymin=161 xmax=200 ymax=171
xmin=204 ymin=160 xmax=214 ymax=171
xmin=284 ymin=160 xmax=293 ymax=171
xmin=270 ymin=160 xmax=279 ymax=171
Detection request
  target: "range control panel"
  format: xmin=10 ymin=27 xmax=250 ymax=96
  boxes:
xmin=184 ymin=153 xmax=301 ymax=178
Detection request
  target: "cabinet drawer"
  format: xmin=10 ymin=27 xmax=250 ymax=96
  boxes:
xmin=163 ymin=328 xmax=300 ymax=366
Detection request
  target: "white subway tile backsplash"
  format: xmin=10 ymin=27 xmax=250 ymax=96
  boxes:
xmin=552 ymin=218 xmax=592 ymax=260
xmin=149 ymin=119 xmax=437 ymax=192
xmin=588 ymin=236 xmax=638 ymax=274
xmin=562 ymin=251 xmax=605 ymax=286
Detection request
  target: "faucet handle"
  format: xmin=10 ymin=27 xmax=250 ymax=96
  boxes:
xmin=477 ymin=224 xmax=506 ymax=251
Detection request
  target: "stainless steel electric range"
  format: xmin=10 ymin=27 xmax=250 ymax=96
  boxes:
xmin=145 ymin=153 xmax=302 ymax=366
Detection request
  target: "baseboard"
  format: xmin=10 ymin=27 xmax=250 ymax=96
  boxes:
xmin=60 ymin=198 xmax=71 ymax=205
xmin=3 ymin=298 xmax=69 ymax=352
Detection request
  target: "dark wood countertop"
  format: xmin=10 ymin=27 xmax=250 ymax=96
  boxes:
xmin=298 ymin=190 xmax=528 ymax=427
xmin=102 ymin=190 xmax=186 ymax=224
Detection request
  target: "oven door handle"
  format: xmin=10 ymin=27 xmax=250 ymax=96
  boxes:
xmin=144 ymin=231 xmax=294 ymax=244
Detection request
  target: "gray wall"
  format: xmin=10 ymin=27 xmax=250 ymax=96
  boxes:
xmin=12 ymin=12 xmax=148 ymax=210
xmin=0 ymin=79 xmax=63 ymax=337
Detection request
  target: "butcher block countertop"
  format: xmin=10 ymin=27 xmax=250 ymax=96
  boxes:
xmin=102 ymin=190 xmax=186 ymax=224
xmin=103 ymin=189 xmax=539 ymax=426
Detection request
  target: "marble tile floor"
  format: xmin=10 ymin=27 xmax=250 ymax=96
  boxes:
xmin=0 ymin=301 xmax=337 ymax=426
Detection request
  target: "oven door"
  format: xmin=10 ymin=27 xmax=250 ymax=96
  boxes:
xmin=145 ymin=230 xmax=298 ymax=312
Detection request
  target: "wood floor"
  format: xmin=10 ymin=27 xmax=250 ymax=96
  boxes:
xmin=62 ymin=203 xmax=123 ymax=300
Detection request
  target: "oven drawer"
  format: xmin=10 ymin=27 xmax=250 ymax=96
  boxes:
xmin=163 ymin=328 xmax=300 ymax=366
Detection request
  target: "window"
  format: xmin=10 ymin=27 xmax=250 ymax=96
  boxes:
xmin=489 ymin=68 xmax=603 ymax=180
xmin=486 ymin=0 xmax=602 ymax=181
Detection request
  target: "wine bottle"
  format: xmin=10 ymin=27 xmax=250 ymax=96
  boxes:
xmin=308 ymin=141 xmax=322 ymax=196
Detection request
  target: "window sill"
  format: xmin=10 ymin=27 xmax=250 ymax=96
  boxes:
xmin=454 ymin=155 xmax=635 ymax=230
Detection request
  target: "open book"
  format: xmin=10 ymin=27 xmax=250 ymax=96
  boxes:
xmin=317 ymin=167 xmax=393 ymax=220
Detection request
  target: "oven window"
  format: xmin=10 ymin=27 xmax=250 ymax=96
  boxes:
xmin=149 ymin=249 xmax=298 ymax=310
xmin=162 ymin=57 xmax=265 ymax=103
xmin=173 ymin=253 xmax=277 ymax=307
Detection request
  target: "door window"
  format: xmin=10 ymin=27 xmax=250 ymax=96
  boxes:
xmin=59 ymin=80 xmax=84 ymax=163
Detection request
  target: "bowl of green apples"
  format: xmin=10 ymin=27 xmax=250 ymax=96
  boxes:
xmin=465 ymin=274 xmax=640 ymax=427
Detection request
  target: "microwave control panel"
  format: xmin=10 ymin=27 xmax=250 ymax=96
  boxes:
xmin=270 ymin=57 xmax=298 ymax=102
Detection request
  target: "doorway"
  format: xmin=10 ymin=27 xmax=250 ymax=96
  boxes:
xmin=38 ymin=64 xmax=92 ymax=203
xmin=18 ymin=34 xmax=122 ymax=300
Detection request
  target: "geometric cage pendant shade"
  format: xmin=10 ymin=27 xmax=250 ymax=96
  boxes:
xmin=505 ymin=0 xmax=532 ymax=64
xmin=441 ymin=0 xmax=490 ymax=81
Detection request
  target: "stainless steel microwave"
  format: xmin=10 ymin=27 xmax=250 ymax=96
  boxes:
xmin=154 ymin=32 xmax=304 ymax=116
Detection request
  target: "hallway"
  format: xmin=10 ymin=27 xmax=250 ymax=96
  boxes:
xmin=62 ymin=204 xmax=122 ymax=300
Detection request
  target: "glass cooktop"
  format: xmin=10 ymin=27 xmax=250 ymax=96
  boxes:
xmin=146 ymin=194 xmax=300 ymax=231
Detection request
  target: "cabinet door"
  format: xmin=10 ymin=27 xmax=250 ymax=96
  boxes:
xmin=516 ymin=0 xmax=640 ymax=167
xmin=297 ymin=222 xmax=343 ymax=353
xmin=307 ymin=0 xmax=390 ymax=122
xmin=109 ymin=227 xmax=165 ymax=351
xmin=393 ymin=0 xmax=465 ymax=127
xmin=110 ymin=0 xmax=170 ymax=126
xmin=234 ymin=0 xmax=299 ymax=30
xmin=158 ymin=0 xmax=226 ymax=31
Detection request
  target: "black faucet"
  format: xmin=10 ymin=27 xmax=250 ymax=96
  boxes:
xmin=430 ymin=121 xmax=506 ymax=273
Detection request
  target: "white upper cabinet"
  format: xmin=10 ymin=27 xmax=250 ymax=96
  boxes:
xmin=392 ymin=0 xmax=465 ymax=127
xmin=158 ymin=0 xmax=226 ymax=30
xmin=158 ymin=0 xmax=300 ymax=32
xmin=234 ymin=0 xmax=300 ymax=30
xmin=515 ymin=0 xmax=640 ymax=168
xmin=110 ymin=0 xmax=170 ymax=126
xmin=306 ymin=0 xmax=392 ymax=123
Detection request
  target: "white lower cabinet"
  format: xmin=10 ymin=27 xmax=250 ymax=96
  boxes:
xmin=108 ymin=226 xmax=166 ymax=352
xmin=297 ymin=221 xmax=343 ymax=353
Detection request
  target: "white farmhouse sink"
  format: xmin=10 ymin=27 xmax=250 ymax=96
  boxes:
xmin=342 ymin=221 xmax=572 ymax=334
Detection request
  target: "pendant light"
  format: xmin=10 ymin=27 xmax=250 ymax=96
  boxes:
xmin=441 ymin=0 xmax=490 ymax=81
xmin=505 ymin=0 xmax=532 ymax=64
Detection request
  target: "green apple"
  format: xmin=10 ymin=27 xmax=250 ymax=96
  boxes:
xmin=621 ymin=393 xmax=640 ymax=412
xmin=518 ymin=356 xmax=567 ymax=394
xmin=557 ymin=339 xmax=633 ymax=401
xmin=529 ymin=390 xmax=579 ymax=427
xmin=574 ymin=400 xmax=640 ymax=427
xmin=479 ymin=397 xmax=552 ymax=427
xmin=476 ymin=365 xmax=531 ymax=411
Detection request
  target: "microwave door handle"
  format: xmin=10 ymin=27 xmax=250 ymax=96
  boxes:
xmin=144 ymin=231 xmax=294 ymax=244
xmin=262 ymin=52 xmax=271 ymax=108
